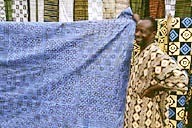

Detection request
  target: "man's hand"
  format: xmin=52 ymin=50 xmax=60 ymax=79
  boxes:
xmin=140 ymin=88 xmax=157 ymax=98
xmin=133 ymin=14 xmax=140 ymax=23
xmin=140 ymin=85 xmax=166 ymax=98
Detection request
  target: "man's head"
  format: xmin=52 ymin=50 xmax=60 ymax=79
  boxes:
xmin=135 ymin=17 xmax=157 ymax=48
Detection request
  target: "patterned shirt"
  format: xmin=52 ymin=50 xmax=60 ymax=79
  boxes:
xmin=124 ymin=43 xmax=188 ymax=128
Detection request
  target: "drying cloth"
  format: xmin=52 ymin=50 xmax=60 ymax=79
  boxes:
xmin=74 ymin=0 xmax=88 ymax=21
xmin=130 ymin=0 xmax=149 ymax=18
xmin=0 ymin=0 xmax=6 ymax=21
xmin=149 ymin=0 xmax=165 ymax=19
xmin=0 ymin=8 xmax=135 ymax=128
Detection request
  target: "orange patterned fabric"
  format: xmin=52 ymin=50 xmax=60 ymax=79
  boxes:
xmin=149 ymin=0 xmax=165 ymax=19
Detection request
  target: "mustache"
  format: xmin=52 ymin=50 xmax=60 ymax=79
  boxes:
xmin=135 ymin=36 xmax=142 ymax=39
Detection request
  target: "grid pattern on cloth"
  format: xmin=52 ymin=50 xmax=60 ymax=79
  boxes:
xmin=166 ymin=17 xmax=192 ymax=128
xmin=12 ymin=0 xmax=28 ymax=22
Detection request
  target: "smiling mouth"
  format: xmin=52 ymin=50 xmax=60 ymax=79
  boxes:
xmin=135 ymin=38 xmax=142 ymax=42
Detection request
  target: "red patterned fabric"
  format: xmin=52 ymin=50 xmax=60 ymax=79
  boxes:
xmin=149 ymin=0 xmax=165 ymax=19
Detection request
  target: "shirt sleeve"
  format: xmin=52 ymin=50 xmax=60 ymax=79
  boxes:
xmin=151 ymin=50 xmax=189 ymax=92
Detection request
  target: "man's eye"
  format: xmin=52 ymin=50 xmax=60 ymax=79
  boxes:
xmin=141 ymin=30 xmax=145 ymax=33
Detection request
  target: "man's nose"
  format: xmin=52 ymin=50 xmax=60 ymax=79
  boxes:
xmin=135 ymin=31 xmax=141 ymax=36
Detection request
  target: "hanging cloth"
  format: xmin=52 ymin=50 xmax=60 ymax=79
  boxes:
xmin=74 ymin=0 xmax=88 ymax=21
xmin=44 ymin=0 xmax=59 ymax=22
xmin=149 ymin=0 xmax=165 ymax=19
xmin=59 ymin=0 xmax=74 ymax=22
xmin=88 ymin=0 xmax=103 ymax=20
xmin=0 ymin=0 xmax=6 ymax=21
xmin=11 ymin=0 xmax=29 ymax=22
xmin=175 ymin=0 xmax=192 ymax=18
xmin=4 ymin=0 xmax=12 ymax=21
xmin=130 ymin=0 xmax=149 ymax=18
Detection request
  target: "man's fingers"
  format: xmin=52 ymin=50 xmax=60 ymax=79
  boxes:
xmin=133 ymin=14 xmax=140 ymax=22
xmin=140 ymin=90 xmax=148 ymax=98
xmin=167 ymin=13 xmax=172 ymax=33
xmin=140 ymin=90 xmax=157 ymax=98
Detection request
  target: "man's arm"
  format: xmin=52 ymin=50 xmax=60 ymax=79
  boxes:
xmin=141 ymin=54 xmax=188 ymax=98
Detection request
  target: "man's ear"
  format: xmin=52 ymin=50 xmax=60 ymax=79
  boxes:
xmin=152 ymin=31 xmax=156 ymax=36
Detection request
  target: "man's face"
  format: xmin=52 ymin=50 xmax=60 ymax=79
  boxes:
xmin=135 ymin=20 xmax=154 ymax=46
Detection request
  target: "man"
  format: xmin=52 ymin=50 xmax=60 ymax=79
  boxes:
xmin=123 ymin=16 xmax=189 ymax=128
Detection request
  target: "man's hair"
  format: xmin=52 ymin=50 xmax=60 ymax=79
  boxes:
xmin=143 ymin=17 xmax=157 ymax=32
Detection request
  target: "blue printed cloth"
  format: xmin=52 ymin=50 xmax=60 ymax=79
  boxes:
xmin=0 ymin=8 xmax=135 ymax=128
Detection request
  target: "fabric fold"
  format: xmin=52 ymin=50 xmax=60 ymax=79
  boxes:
xmin=0 ymin=8 xmax=135 ymax=128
